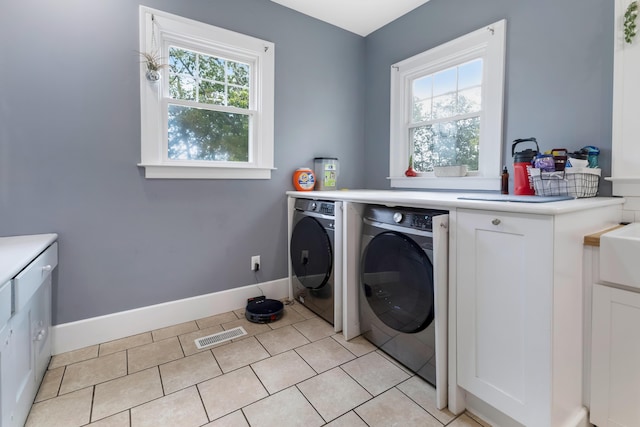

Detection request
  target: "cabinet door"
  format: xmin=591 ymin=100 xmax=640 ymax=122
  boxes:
xmin=0 ymin=323 xmax=13 ymax=427
xmin=591 ymin=284 xmax=640 ymax=427
xmin=456 ymin=209 xmax=553 ymax=426
xmin=31 ymin=277 xmax=52 ymax=385
xmin=9 ymin=302 xmax=35 ymax=427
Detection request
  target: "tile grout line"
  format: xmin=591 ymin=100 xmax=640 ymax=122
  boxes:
xmin=88 ymin=385 xmax=96 ymax=425
xmin=194 ymin=382 xmax=212 ymax=424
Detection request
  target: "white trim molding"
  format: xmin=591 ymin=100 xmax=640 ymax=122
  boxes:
xmin=51 ymin=278 xmax=289 ymax=354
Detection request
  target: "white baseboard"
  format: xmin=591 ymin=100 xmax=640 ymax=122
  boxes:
xmin=51 ymin=278 xmax=289 ymax=355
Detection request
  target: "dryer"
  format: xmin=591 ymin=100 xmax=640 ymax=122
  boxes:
xmin=359 ymin=205 xmax=448 ymax=409
xmin=290 ymin=199 xmax=337 ymax=325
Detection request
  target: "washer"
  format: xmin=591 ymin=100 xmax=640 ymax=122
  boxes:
xmin=360 ymin=205 xmax=448 ymax=408
xmin=290 ymin=199 xmax=336 ymax=325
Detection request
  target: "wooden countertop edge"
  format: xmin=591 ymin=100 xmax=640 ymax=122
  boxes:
xmin=584 ymin=224 xmax=626 ymax=247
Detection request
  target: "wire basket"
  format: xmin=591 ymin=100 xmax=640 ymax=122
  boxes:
xmin=530 ymin=167 xmax=600 ymax=198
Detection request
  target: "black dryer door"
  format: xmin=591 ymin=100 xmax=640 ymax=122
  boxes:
xmin=290 ymin=215 xmax=332 ymax=290
xmin=361 ymin=231 xmax=434 ymax=333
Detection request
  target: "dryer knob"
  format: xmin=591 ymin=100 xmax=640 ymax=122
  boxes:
xmin=310 ymin=202 xmax=317 ymax=210
xmin=393 ymin=212 xmax=403 ymax=223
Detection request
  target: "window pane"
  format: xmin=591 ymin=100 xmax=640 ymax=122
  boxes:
xmin=199 ymin=55 xmax=225 ymax=81
xmin=411 ymin=116 xmax=480 ymax=172
xmin=228 ymin=86 xmax=249 ymax=108
xmin=412 ymin=75 xmax=432 ymax=101
xmin=168 ymin=104 xmax=249 ymax=162
xmin=456 ymin=117 xmax=480 ymax=170
xmin=199 ymin=81 xmax=225 ymax=105
xmin=413 ymin=99 xmax=432 ymax=122
xmin=412 ymin=75 xmax=432 ymax=122
xmin=433 ymin=68 xmax=456 ymax=97
xmin=432 ymin=94 xmax=456 ymax=119
xmin=169 ymin=75 xmax=196 ymax=100
xmin=458 ymin=87 xmax=481 ymax=114
xmin=227 ymin=61 xmax=250 ymax=86
xmin=169 ymin=48 xmax=196 ymax=76
xmin=458 ymin=59 xmax=482 ymax=90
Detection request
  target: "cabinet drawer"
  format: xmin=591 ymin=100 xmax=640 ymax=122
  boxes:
xmin=0 ymin=281 xmax=11 ymax=327
xmin=13 ymin=243 xmax=57 ymax=312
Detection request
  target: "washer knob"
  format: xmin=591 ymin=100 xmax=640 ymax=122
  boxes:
xmin=310 ymin=202 xmax=317 ymax=211
xmin=393 ymin=212 xmax=403 ymax=223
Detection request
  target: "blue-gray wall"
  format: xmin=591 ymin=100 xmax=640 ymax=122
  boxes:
xmin=364 ymin=0 xmax=614 ymax=194
xmin=0 ymin=0 xmax=615 ymax=325
xmin=0 ymin=0 xmax=365 ymax=324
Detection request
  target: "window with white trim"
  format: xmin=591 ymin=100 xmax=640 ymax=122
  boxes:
xmin=138 ymin=7 xmax=275 ymax=179
xmin=389 ymin=20 xmax=506 ymax=190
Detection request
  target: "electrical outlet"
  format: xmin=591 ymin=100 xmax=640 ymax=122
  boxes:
xmin=251 ymin=255 xmax=261 ymax=271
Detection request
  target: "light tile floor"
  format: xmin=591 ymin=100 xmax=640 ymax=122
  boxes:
xmin=26 ymin=302 xmax=491 ymax=427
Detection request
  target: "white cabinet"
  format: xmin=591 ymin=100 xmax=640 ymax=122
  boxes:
xmin=456 ymin=209 xmax=553 ymax=426
xmin=0 ymin=241 xmax=56 ymax=427
xmin=454 ymin=207 xmax=619 ymax=426
xmin=590 ymin=284 xmax=640 ymax=427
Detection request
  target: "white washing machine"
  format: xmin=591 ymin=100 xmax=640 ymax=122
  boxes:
xmin=290 ymin=199 xmax=337 ymax=326
xmin=359 ymin=205 xmax=448 ymax=409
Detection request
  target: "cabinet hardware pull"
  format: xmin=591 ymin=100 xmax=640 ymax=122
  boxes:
xmin=491 ymin=218 xmax=501 ymax=225
xmin=42 ymin=265 xmax=52 ymax=272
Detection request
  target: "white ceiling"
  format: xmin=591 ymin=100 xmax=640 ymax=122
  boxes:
xmin=270 ymin=0 xmax=432 ymax=37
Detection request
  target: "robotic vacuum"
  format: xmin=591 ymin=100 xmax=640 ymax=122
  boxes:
xmin=245 ymin=296 xmax=284 ymax=323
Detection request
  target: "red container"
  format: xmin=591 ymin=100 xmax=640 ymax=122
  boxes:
xmin=512 ymin=138 xmax=539 ymax=196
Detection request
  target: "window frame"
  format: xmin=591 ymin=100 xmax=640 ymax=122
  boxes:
xmin=389 ymin=20 xmax=506 ymax=190
xmin=138 ymin=6 xmax=275 ymax=179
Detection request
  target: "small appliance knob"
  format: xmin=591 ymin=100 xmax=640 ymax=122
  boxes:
xmin=393 ymin=212 xmax=403 ymax=223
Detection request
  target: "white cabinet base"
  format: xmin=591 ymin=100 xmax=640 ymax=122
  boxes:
xmin=456 ymin=209 xmax=553 ymax=426
xmin=454 ymin=205 xmax=620 ymax=427
xmin=591 ymin=284 xmax=640 ymax=427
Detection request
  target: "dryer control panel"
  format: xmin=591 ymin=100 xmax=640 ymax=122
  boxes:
xmin=364 ymin=205 xmax=447 ymax=232
xmin=411 ymin=214 xmax=433 ymax=231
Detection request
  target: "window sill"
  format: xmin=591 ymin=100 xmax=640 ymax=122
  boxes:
xmin=389 ymin=176 xmax=500 ymax=191
xmin=138 ymin=163 xmax=275 ymax=179
xmin=605 ymin=176 xmax=640 ymax=196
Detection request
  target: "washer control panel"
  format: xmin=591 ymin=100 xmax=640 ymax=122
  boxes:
xmin=294 ymin=199 xmax=335 ymax=217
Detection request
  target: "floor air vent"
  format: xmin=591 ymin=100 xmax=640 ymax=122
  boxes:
xmin=194 ymin=326 xmax=247 ymax=349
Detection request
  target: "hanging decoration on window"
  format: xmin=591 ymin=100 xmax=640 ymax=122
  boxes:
xmin=140 ymin=15 xmax=168 ymax=82
xmin=624 ymin=1 xmax=638 ymax=44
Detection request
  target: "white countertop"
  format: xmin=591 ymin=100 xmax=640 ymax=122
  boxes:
xmin=0 ymin=234 xmax=58 ymax=285
xmin=286 ymin=190 xmax=625 ymax=215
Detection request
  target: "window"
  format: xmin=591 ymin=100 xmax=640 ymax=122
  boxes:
xmin=389 ymin=20 xmax=506 ymax=190
xmin=138 ymin=7 xmax=275 ymax=179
